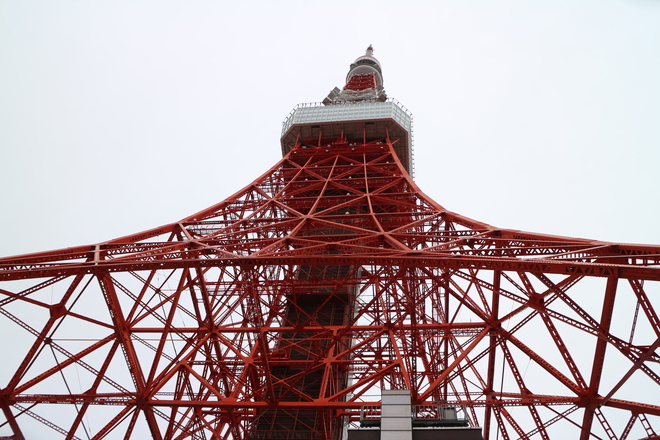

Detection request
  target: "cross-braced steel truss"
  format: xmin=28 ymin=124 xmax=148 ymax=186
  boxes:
xmin=1 ymin=138 xmax=659 ymax=439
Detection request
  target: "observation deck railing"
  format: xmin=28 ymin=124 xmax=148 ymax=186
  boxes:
xmin=358 ymin=403 xmax=469 ymax=428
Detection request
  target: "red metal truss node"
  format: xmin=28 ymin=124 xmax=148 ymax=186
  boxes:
xmin=1 ymin=47 xmax=659 ymax=440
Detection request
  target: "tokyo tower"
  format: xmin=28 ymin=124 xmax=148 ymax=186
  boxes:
xmin=1 ymin=46 xmax=659 ymax=440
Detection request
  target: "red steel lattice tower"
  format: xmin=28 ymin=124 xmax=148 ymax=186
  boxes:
xmin=1 ymin=46 xmax=660 ymax=440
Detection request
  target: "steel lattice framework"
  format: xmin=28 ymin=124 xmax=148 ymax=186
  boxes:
xmin=1 ymin=49 xmax=660 ymax=440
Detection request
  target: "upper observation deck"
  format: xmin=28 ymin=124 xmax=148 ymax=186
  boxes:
xmin=280 ymin=99 xmax=414 ymax=174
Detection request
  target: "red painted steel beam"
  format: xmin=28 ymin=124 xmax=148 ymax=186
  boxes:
xmin=580 ymin=276 xmax=618 ymax=440
xmin=481 ymin=270 xmax=500 ymax=440
xmin=3 ymin=254 xmax=660 ymax=282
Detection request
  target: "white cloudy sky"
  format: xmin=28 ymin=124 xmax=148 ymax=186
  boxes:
xmin=1 ymin=0 xmax=659 ymax=258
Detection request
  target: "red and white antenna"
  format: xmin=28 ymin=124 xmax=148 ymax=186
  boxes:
xmin=324 ymin=45 xmax=387 ymax=103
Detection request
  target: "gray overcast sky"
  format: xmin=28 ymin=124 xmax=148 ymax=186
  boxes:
xmin=1 ymin=0 xmax=660 ymax=258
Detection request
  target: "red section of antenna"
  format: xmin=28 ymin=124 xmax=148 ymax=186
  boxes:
xmin=343 ymin=73 xmax=378 ymax=91
xmin=1 ymin=52 xmax=660 ymax=439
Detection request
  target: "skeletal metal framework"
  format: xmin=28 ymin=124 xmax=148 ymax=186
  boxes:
xmin=1 ymin=47 xmax=660 ymax=440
